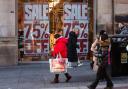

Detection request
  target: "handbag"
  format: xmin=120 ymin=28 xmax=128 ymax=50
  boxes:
xmin=49 ymin=53 xmax=67 ymax=73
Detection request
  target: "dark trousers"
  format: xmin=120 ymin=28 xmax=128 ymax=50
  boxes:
xmin=90 ymin=64 xmax=113 ymax=88
xmin=55 ymin=73 xmax=70 ymax=78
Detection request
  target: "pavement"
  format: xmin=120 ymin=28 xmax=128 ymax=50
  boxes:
xmin=0 ymin=61 xmax=128 ymax=89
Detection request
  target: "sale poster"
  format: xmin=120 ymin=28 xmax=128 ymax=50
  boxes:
xmin=23 ymin=3 xmax=88 ymax=56
xmin=63 ymin=3 xmax=88 ymax=56
xmin=24 ymin=4 xmax=49 ymax=56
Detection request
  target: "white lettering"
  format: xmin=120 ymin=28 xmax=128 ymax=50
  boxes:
xmin=71 ymin=4 xmax=77 ymax=20
xmin=24 ymin=4 xmax=49 ymax=20
xmin=64 ymin=4 xmax=88 ymax=20
xmin=25 ymin=5 xmax=32 ymax=20
xmin=32 ymin=5 xmax=39 ymax=19
xmin=39 ymin=5 xmax=43 ymax=19
xmin=64 ymin=4 xmax=71 ymax=20
xmin=43 ymin=5 xmax=49 ymax=20
xmin=82 ymin=5 xmax=88 ymax=19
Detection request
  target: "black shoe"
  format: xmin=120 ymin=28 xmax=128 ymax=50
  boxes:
xmin=105 ymin=83 xmax=113 ymax=89
xmin=51 ymin=78 xmax=59 ymax=83
xmin=65 ymin=76 xmax=72 ymax=82
xmin=65 ymin=73 xmax=72 ymax=82
xmin=87 ymin=85 xmax=95 ymax=89
xmin=65 ymin=75 xmax=72 ymax=82
xmin=104 ymin=86 xmax=113 ymax=89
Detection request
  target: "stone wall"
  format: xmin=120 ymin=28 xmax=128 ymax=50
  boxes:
xmin=0 ymin=0 xmax=18 ymax=66
xmin=96 ymin=0 xmax=113 ymax=34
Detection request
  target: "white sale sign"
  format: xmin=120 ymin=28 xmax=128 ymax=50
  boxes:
xmin=24 ymin=4 xmax=49 ymax=56
xmin=63 ymin=3 xmax=88 ymax=55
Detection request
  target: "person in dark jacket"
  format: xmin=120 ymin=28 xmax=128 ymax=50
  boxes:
xmin=67 ymin=28 xmax=79 ymax=67
xmin=88 ymin=30 xmax=113 ymax=89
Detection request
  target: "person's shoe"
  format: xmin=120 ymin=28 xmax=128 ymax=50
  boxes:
xmin=104 ymin=86 xmax=113 ymax=89
xmin=65 ymin=75 xmax=72 ymax=82
xmin=78 ymin=63 xmax=83 ymax=66
xmin=51 ymin=78 xmax=59 ymax=83
xmin=87 ymin=85 xmax=95 ymax=89
xmin=105 ymin=83 xmax=113 ymax=89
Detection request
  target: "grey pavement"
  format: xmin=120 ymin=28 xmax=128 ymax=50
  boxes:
xmin=0 ymin=61 xmax=128 ymax=89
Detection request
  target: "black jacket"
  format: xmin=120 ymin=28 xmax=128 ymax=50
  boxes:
xmin=67 ymin=31 xmax=78 ymax=62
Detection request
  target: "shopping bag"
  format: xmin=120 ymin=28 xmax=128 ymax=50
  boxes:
xmin=57 ymin=53 xmax=66 ymax=63
xmin=49 ymin=56 xmax=67 ymax=73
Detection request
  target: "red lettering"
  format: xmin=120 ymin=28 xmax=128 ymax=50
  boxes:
xmin=44 ymin=23 xmax=48 ymax=31
xmin=33 ymin=28 xmax=40 ymax=38
xmin=64 ymin=23 xmax=71 ymax=37
xmin=41 ymin=40 xmax=49 ymax=53
xmin=24 ymin=40 xmax=33 ymax=53
xmin=44 ymin=34 xmax=49 ymax=38
xmin=24 ymin=39 xmax=49 ymax=55
xmin=33 ymin=40 xmax=41 ymax=53
xmin=41 ymin=23 xmax=45 ymax=28
xmin=25 ymin=24 xmax=31 ymax=39
xmin=78 ymin=39 xmax=87 ymax=52
xmin=41 ymin=24 xmax=48 ymax=38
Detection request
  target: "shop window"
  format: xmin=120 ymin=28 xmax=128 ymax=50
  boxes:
xmin=18 ymin=0 xmax=88 ymax=62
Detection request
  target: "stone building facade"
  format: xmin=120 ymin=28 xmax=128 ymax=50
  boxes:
xmin=0 ymin=0 xmax=127 ymax=66
xmin=0 ymin=0 xmax=18 ymax=66
xmin=94 ymin=0 xmax=128 ymax=36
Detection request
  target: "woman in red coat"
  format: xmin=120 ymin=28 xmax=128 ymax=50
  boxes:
xmin=51 ymin=34 xmax=72 ymax=83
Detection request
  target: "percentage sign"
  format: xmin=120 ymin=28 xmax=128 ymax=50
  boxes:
xmin=41 ymin=23 xmax=48 ymax=38
xmin=80 ymin=23 xmax=87 ymax=38
xmin=80 ymin=23 xmax=86 ymax=30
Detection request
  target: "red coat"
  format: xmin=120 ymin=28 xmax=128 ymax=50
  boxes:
xmin=52 ymin=37 xmax=68 ymax=58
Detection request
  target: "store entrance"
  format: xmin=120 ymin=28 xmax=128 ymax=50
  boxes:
xmin=18 ymin=0 xmax=88 ymax=62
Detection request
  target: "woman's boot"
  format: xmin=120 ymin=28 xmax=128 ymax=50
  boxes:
xmin=51 ymin=74 xmax=59 ymax=83
xmin=65 ymin=73 xmax=72 ymax=82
